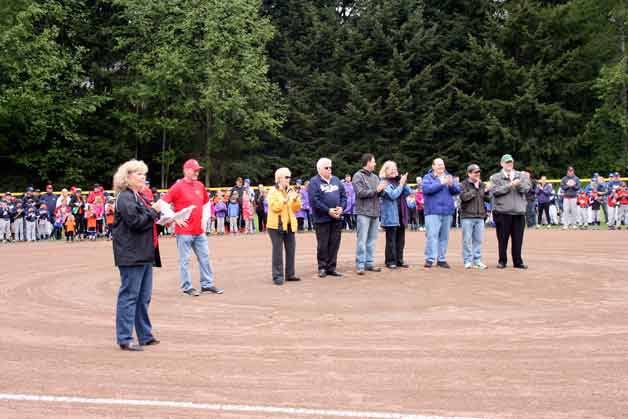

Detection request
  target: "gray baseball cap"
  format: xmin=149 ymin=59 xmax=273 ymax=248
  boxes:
xmin=467 ymin=164 xmax=481 ymax=173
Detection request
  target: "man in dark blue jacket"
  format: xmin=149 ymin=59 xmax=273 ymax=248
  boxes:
xmin=39 ymin=184 xmax=57 ymax=220
xmin=308 ymin=157 xmax=347 ymax=278
xmin=422 ymin=158 xmax=461 ymax=268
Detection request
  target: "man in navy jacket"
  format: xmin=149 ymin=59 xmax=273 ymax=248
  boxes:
xmin=422 ymin=158 xmax=461 ymax=268
xmin=308 ymin=158 xmax=347 ymax=278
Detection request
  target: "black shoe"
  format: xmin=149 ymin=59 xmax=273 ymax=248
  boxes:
xmin=397 ymin=263 xmax=410 ymax=268
xmin=141 ymin=338 xmax=160 ymax=346
xmin=273 ymin=278 xmax=284 ymax=285
xmin=386 ymin=264 xmax=397 ymax=269
xmin=326 ymin=270 xmax=343 ymax=277
xmin=514 ymin=264 xmax=528 ymax=269
xmin=119 ymin=342 xmax=143 ymax=351
xmin=318 ymin=269 xmax=327 ymax=278
xmin=436 ymin=261 xmax=451 ymax=269
xmin=365 ymin=266 xmax=382 ymax=272
xmin=286 ymin=277 xmax=301 ymax=282
xmin=356 ymin=269 xmax=365 ymax=275
xmin=496 ymin=263 xmax=507 ymax=269
xmin=201 ymin=286 xmax=224 ymax=294
xmin=183 ymin=288 xmax=200 ymax=296
xmin=424 ymin=261 xmax=433 ymax=268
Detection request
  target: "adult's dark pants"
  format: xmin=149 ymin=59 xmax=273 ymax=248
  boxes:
xmin=494 ymin=213 xmax=525 ymax=266
xmin=116 ymin=263 xmax=154 ymax=345
xmin=384 ymin=226 xmax=406 ymax=266
xmin=537 ymin=202 xmax=551 ymax=224
xmin=314 ymin=221 xmax=343 ymax=272
xmin=525 ymin=201 xmax=537 ymax=227
xmin=268 ymin=225 xmax=296 ymax=282
xmin=257 ymin=208 xmax=266 ymax=232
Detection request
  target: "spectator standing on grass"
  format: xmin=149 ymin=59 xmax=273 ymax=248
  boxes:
xmin=342 ymin=174 xmax=356 ymax=231
xmin=242 ymin=189 xmax=255 ymax=234
xmin=576 ymin=190 xmax=590 ymax=229
xmin=309 ymin=157 xmax=346 ymax=278
xmin=112 ymin=159 xmax=161 ymax=351
xmin=353 ymin=153 xmax=385 ymax=275
xmin=0 ymin=201 xmax=11 ymax=243
xmin=161 ymin=159 xmax=223 ymax=297
xmin=489 ymin=154 xmax=531 ymax=269
xmin=379 ymin=161 xmax=411 ymax=269
xmin=422 ymin=158 xmax=461 ymax=269
xmin=228 ymin=192 xmax=240 ymax=235
xmin=593 ymin=176 xmax=609 ymax=224
xmin=460 ymin=164 xmax=489 ymax=270
xmin=70 ymin=189 xmax=86 ymax=240
xmin=65 ymin=213 xmax=76 ymax=242
xmin=415 ymin=178 xmax=425 ymax=231
xmin=524 ymin=170 xmax=537 ymax=228
xmin=267 ymin=167 xmax=302 ymax=285
xmin=256 ymin=184 xmax=267 ymax=232
xmin=40 ymin=184 xmax=57 ymax=221
xmin=214 ymin=193 xmax=227 ymax=235
xmin=230 ymin=177 xmax=245 ymax=230
xmin=560 ymin=166 xmax=581 ymax=229
xmin=536 ymin=176 xmax=553 ymax=228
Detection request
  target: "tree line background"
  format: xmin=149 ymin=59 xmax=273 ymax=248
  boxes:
xmin=1 ymin=0 xmax=626 ymax=190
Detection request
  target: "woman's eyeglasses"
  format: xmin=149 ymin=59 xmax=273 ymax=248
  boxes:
xmin=285 ymin=176 xmax=291 ymax=179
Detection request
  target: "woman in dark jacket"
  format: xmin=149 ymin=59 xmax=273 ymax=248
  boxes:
xmin=112 ymin=160 xmax=162 ymax=351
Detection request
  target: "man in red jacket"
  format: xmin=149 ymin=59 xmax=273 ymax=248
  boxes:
xmin=162 ymin=159 xmax=224 ymax=296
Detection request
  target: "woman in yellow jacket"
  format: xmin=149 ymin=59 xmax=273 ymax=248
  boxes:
xmin=267 ymin=167 xmax=302 ymax=285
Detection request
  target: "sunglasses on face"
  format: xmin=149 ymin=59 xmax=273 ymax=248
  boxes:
xmin=473 ymin=170 xmax=481 ymax=174
xmin=285 ymin=176 xmax=291 ymax=179
xmin=324 ymin=167 xmax=332 ymax=170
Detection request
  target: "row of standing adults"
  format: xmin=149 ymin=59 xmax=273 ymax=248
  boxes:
xmin=267 ymin=153 xmax=532 ymax=287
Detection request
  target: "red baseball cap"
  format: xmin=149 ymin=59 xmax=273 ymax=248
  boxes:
xmin=183 ymin=159 xmax=203 ymax=171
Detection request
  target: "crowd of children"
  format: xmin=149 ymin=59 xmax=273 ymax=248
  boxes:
xmin=0 ymin=171 xmax=626 ymax=244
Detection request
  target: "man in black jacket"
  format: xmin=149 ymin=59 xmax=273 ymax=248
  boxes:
xmin=308 ymin=157 xmax=346 ymax=278
xmin=459 ymin=164 xmax=489 ymax=269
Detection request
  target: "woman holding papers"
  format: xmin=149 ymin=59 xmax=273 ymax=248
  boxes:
xmin=112 ymin=159 xmax=162 ymax=352
xmin=267 ymin=167 xmax=302 ymax=285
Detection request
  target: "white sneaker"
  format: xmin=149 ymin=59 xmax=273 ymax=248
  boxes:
xmin=474 ymin=261 xmax=488 ymax=270
xmin=464 ymin=262 xmax=473 ymax=269
xmin=562 ymin=225 xmax=568 ymax=230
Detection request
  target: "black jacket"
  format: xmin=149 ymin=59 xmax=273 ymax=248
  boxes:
xmin=112 ymin=190 xmax=161 ymax=267
xmin=459 ymin=179 xmax=489 ymax=219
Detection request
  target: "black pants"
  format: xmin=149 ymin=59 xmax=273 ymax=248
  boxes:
xmin=257 ymin=209 xmax=266 ymax=232
xmin=297 ymin=217 xmax=305 ymax=232
xmin=268 ymin=226 xmax=296 ymax=281
xmin=494 ymin=213 xmax=525 ymax=266
xmin=314 ymin=221 xmax=343 ymax=272
xmin=417 ymin=209 xmax=425 ymax=227
xmin=537 ymin=202 xmax=550 ymax=224
xmin=384 ymin=226 xmax=406 ymax=266
xmin=343 ymin=214 xmax=355 ymax=230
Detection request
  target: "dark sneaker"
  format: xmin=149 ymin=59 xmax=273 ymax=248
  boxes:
xmin=273 ymin=278 xmax=284 ymax=286
xmin=386 ymin=264 xmax=397 ymax=269
xmin=318 ymin=269 xmax=327 ymax=278
xmin=436 ymin=261 xmax=451 ymax=269
xmin=514 ymin=264 xmax=528 ymax=270
xmin=424 ymin=261 xmax=433 ymax=268
xmin=326 ymin=271 xmax=343 ymax=277
xmin=365 ymin=266 xmax=382 ymax=272
xmin=183 ymin=288 xmax=200 ymax=296
xmin=356 ymin=269 xmax=365 ymax=275
xmin=201 ymin=286 xmax=224 ymax=294
xmin=496 ymin=263 xmax=507 ymax=269
xmin=286 ymin=277 xmax=301 ymax=282
xmin=141 ymin=338 xmax=160 ymax=346
xmin=119 ymin=342 xmax=143 ymax=351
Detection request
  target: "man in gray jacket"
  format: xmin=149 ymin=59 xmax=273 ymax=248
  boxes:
xmin=353 ymin=153 xmax=386 ymax=275
xmin=489 ymin=154 xmax=531 ymax=269
xmin=560 ymin=166 xmax=581 ymax=229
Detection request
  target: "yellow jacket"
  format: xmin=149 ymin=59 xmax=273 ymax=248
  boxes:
xmin=267 ymin=187 xmax=301 ymax=231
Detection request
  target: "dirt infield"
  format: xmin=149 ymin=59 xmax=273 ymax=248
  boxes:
xmin=1 ymin=229 xmax=627 ymax=418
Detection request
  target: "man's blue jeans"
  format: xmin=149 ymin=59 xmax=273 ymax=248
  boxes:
xmin=176 ymin=234 xmax=214 ymax=291
xmin=461 ymin=218 xmax=484 ymax=264
xmin=116 ymin=263 xmax=154 ymax=345
xmin=424 ymin=214 xmax=452 ymax=263
xmin=355 ymin=215 xmax=379 ymax=269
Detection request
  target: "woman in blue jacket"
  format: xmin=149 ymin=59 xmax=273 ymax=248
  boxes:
xmin=379 ymin=161 xmax=411 ymax=269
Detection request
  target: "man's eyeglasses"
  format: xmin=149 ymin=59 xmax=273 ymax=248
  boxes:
xmin=324 ymin=167 xmax=332 ymax=170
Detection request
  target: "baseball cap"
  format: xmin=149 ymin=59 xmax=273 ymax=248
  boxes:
xmin=467 ymin=164 xmax=481 ymax=173
xmin=183 ymin=159 xmax=203 ymax=171
xmin=500 ymin=154 xmax=513 ymax=163
xmin=26 ymin=186 xmax=34 ymax=192
xmin=296 ymin=178 xmax=303 ymax=185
